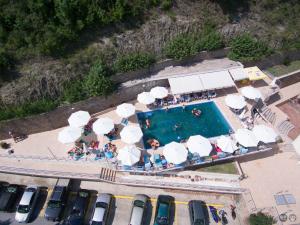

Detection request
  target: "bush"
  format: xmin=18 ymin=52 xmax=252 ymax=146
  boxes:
xmin=0 ymin=142 xmax=10 ymax=149
xmin=0 ymin=99 xmax=59 ymax=121
xmin=114 ymin=52 xmax=156 ymax=73
xmin=84 ymin=61 xmax=115 ymax=97
xmin=161 ymin=0 xmax=173 ymax=10
xmin=0 ymin=48 xmax=12 ymax=72
xmin=63 ymin=80 xmax=87 ymax=103
xmin=228 ymin=34 xmax=272 ymax=62
xmin=164 ymin=27 xmax=224 ymax=60
xmin=248 ymin=212 xmax=276 ymax=225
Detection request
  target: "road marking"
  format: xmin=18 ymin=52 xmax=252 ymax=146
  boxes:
xmin=174 ymin=204 xmax=178 ymax=225
xmin=114 ymin=195 xmax=224 ymax=207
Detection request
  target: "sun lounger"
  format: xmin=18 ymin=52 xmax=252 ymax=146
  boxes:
xmin=121 ymin=118 xmax=128 ymax=126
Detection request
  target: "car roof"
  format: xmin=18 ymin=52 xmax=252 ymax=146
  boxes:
xmin=190 ymin=200 xmax=206 ymax=220
xmin=130 ymin=205 xmax=144 ymax=225
xmin=19 ymin=190 xmax=34 ymax=205
xmin=92 ymin=207 xmax=105 ymax=222
xmin=97 ymin=193 xmax=111 ymax=204
xmin=133 ymin=194 xmax=148 ymax=203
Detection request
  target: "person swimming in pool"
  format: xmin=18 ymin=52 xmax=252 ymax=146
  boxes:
xmin=173 ymin=123 xmax=181 ymax=131
xmin=145 ymin=119 xmax=151 ymax=129
xmin=191 ymin=108 xmax=201 ymax=117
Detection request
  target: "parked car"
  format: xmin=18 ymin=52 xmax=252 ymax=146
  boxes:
xmin=15 ymin=185 xmax=40 ymax=223
xmin=154 ymin=195 xmax=173 ymax=225
xmin=0 ymin=184 xmax=20 ymax=212
xmin=44 ymin=185 xmax=68 ymax=221
xmin=64 ymin=189 xmax=90 ymax=225
xmin=129 ymin=194 xmax=149 ymax=225
xmin=188 ymin=200 xmax=208 ymax=225
xmin=90 ymin=193 xmax=112 ymax=225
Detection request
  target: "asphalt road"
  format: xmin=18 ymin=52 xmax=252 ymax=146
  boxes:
xmin=0 ymin=173 xmax=243 ymax=225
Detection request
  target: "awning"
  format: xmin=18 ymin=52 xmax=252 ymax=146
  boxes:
xmin=200 ymin=71 xmax=235 ymax=90
xmin=229 ymin=67 xmax=248 ymax=81
xmin=168 ymin=75 xmax=204 ymax=95
xmin=168 ymin=70 xmax=235 ymax=95
xmin=245 ymin=66 xmax=267 ymax=81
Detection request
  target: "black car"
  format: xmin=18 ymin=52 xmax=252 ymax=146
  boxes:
xmin=64 ymin=189 xmax=90 ymax=225
xmin=44 ymin=185 xmax=68 ymax=221
xmin=188 ymin=200 xmax=208 ymax=225
xmin=0 ymin=184 xmax=19 ymax=212
xmin=154 ymin=195 xmax=174 ymax=225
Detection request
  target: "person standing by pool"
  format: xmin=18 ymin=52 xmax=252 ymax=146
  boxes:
xmin=182 ymin=103 xmax=186 ymax=111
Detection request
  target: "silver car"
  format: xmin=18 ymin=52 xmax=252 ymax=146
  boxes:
xmin=129 ymin=194 xmax=149 ymax=225
xmin=15 ymin=185 xmax=40 ymax=223
xmin=90 ymin=193 xmax=112 ymax=225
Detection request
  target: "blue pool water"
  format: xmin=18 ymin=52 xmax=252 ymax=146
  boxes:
xmin=137 ymin=101 xmax=232 ymax=149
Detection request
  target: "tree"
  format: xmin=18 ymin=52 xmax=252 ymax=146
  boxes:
xmin=248 ymin=212 xmax=276 ymax=225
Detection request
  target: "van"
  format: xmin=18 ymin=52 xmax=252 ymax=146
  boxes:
xmin=188 ymin=200 xmax=208 ymax=225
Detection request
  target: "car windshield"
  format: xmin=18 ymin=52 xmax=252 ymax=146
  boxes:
xmin=133 ymin=200 xmax=144 ymax=208
xmin=71 ymin=208 xmax=81 ymax=215
xmin=157 ymin=216 xmax=168 ymax=224
xmin=48 ymin=200 xmax=61 ymax=208
xmin=79 ymin=191 xmax=88 ymax=198
xmin=96 ymin=202 xmax=107 ymax=208
xmin=18 ymin=205 xmax=30 ymax=213
xmin=6 ymin=186 xmax=17 ymax=193
xmin=195 ymin=221 xmax=205 ymax=225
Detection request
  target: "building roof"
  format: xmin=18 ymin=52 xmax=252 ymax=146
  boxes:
xmin=229 ymin=67 xmax=249 ymax=81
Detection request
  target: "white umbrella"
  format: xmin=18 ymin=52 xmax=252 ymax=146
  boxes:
xmin=120 ymin=125 xmax=143 ymax=144
xmin=150 ymin=86 xmax=168 ymax=99
xmin=116 ymin=103 xmax=135 ymax=118
xmin=163 ymin=142 xmax=188 ymax=164
xmin=117 ymin=145 xmax=141 ymax=166
xmin=68 ymin=111 xmax=91 ymax=127
xmin=217 ymin=136 xmax=237 ymax=153
xmin=225 ymin=94 xmax=246 ymax=110
xmin=58 ymin=126 xmax=82 ymax=144
xmin=187 ymin=135 xmax=212 ymax=156
xmin=253 ymin=125 xmax=278 ymax=143
xmin=235 ymin=129 xmax=259 ymax=147
xmin=137 ymin=92 xmax=155 ymax=105
xmin=241 ymin=86 xmax=262 ymax=100
xmin=92 ymin=117 xmax=114 ymax=135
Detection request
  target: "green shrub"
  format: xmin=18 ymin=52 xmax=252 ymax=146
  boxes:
xmin=63 ymin=79 xmax=87 ymax=103
xmin=164 ymin=34 xmax=197 ymax=60
xmin=0 ymin=142 xmax=10 ymax=149
xmin=114 ymin=52 xmax=156 ymax=73
xmin=84 ymin=61 xmax=115 ymax=97
xmin=161 ymin=0 xmax=173 ymax=10
xmin=228 ymin=34 xmax=272 ymax=62
xmin=248 ymin=212 xmax=276 ymax=225
xmin=164 ymin=27 xmax=223 ymax=60
xmin=0 ymin=99 xmax=59 ymax=121
xmin=0 ymin=48 xmax=12 ymax=72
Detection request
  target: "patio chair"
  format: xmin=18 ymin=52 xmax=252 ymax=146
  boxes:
xmin=121 ymin=118 xmax=128 ymax=126
xmin=208 ymin=91 xmax=217 ymax=98
xmin=154 ymin=154 xmax=162 ymax=167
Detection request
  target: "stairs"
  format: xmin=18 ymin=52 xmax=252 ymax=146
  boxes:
xmin=277 ymin=120 xmax=295 ymax=136
xmin=261 ymin=106 xmax=276 ymax=125
xmin=99 ymin=167 xmax=117 ymax=182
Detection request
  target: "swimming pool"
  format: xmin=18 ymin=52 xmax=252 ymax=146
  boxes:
xmin=137 ymin=101 xmax=232 ymax=149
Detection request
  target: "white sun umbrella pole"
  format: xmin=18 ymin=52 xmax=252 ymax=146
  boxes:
xmin=163 ymin=142 xmax=188 ymax=164
xmin=235 ymin=128 xmax=259 ymax=147
xmin=241 ymin=86 xmax=262 ymax=100
xmin=217 ymin=136 xmax=237 ymax=153
xmin=58 ymin=126 xmax=82 ymax=144
xmin=187 ymin=135 xmax=212 ymax=156
xmin=150 ymin=86 xmax=168 ymax=99
xmin=68 ymin=110 xmax=91 ymax=127
xmin=117 ymin=145 xmax=141 ymax=166
xmin=116 ymin=103 xmax=136 ymax=118
xmin=120 ymin=125 xmax=143 ymax=144
xmin=225 ymin=94 xmax=246 ymax=110
xmin=92 ymin=117 xmax=114 ymax=135
xmin=137 ymin=92 xmax=155 ymax=105
xmin=253 ymin=125 xmax=278 ymax=143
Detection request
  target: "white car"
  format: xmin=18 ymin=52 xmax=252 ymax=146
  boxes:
xmin=90 ymin=193 xmax=112 ymax=225
xmin=15 ymin=186 xmax=40 ymax=223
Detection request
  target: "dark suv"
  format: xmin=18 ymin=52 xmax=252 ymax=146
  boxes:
xmin=188 ymin=200 xmax=208 ymax=225
xmin=64 ymin=189 xmax=90 ymax=225
xmin=0 ymin=184 xmax=20 ymax=212
xmin=154 ymin=195 xmax=174 ymax=225
xmin=45 ymin=185 xmax=68 ymax=221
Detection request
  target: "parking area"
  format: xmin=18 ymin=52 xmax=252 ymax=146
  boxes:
xmin=0 ymin=174 xmax=245 ymax=225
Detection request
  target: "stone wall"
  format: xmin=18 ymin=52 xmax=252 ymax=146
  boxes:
xmin=0 ymin=79 xmax=168 ymax=139
xmin=278 ymin=70 xmax=300 ymax=88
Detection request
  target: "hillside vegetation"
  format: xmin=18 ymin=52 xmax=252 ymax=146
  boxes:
xmin=0 ymin=0 xmax=300 ymax=120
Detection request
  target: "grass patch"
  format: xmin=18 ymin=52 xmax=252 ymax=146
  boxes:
xmin=266 ymin=60 xmax=300 ymax=77
xmin=197 ymin=162 xmax=238 ymax=174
